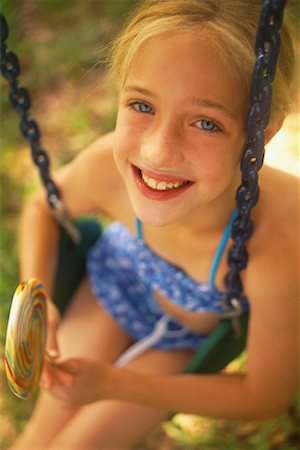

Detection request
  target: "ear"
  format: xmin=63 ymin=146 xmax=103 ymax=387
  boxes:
xmin=265 ymin=115 xmax=285 ymax=145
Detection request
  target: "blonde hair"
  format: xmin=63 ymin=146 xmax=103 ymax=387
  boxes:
xmin=109 ymin=0 xmax=297 ymax=120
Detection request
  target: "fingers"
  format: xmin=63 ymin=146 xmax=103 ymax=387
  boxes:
xmin=40 ymin=362 xmax=54 ymax=390
xmin=44 ymin=384 xmax=77 ymax=410
xmin=40 ymin=374 xmax=75 ymax=408
xmin=55 ymin=358 xmax=80 ymax=375
xmin=51 ymin=369 xmax=76 ymax=389
xmin=41 ymin=358 xmax=79 ymax=391
xmin=40 ymin=358 xmax=102 ymax=409
xmin=46 ymin=300 xmax=61 ymax=358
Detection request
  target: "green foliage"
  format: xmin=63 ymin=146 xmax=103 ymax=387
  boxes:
xmin=288 ymin=0 xmax=300 ymax=32
xmin=163 ymin=407 xmax=300 ymax=450
xmin=103 ymin=0 xmax=141 ymax=21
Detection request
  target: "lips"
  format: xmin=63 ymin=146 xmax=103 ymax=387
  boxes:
xmin=140 ymin=170 xmax=190 ymax=191
xmin=131 ymin=165 xmax=194 ymax=200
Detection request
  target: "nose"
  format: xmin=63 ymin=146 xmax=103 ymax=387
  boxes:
xmin=140 ymin=121 xmax=184 ymax=169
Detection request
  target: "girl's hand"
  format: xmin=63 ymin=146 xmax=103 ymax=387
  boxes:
xmin=40 ymin=299 xmax=61 ymax=389
xmin=41 ymin=357 xmax=114 ymax=409
xmin=46 ymin=299 xmax=61 ymax=358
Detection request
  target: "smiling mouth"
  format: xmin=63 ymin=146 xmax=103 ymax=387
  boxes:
xmin=136 ymin=167 xmax=192 ymax=191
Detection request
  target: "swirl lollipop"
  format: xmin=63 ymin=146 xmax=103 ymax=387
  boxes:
xmin=5 ymin=278 xmax=47 ymax=399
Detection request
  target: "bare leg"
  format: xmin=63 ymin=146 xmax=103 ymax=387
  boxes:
xmin=10 ymin=278 xmax=193 ymax=449
xmin=10 ymin=277 xmax=133 ymax=449
xmin=47 ymin=349 xmax=193 ymax=450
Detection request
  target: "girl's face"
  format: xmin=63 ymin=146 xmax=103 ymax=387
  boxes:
xmin=113 ymin=31 xmax=248 ymax=227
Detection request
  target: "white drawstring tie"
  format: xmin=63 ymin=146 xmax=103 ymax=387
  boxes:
xmin=115 ymin=315 xmax=188 ymax=367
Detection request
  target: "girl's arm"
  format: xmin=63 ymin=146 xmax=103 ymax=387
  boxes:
xmin=109 ymin=301 xmax=296 ymax=420
xmin=18 ymin=132 xmax=118 ymax=354
xmin=19 ymin=191 xmax=61 ymax=296
xmin=112 ymin=250 xmax=298 ymax=420
xmin=19 ymin=131 xmax=118 ymax=289
xmin=49 ymin=249 xmax=298 ymax=420
xmin=19 ymin=193 xmax=62 ymax=356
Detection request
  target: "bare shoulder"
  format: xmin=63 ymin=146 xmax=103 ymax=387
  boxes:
xmin=252 ymin=165 xmax=299 ymax=266
xmin=246 ymin=166 xmax=299 ymax=305
xmin=259 ymin=165 xmax=299 ymax=215
xmin=54 ymin=132 xmax=129 ymax=218
xmin=65 ymin=131 xmax=117 ymax=187
xmin=242 ymin=166 xmax=299 ymax=411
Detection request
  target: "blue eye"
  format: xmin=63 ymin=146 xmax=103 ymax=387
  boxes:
xmin=131 ymin=102 xmax=153 ymax=114
xmin=195 ymin=119 xmax=219 ymax=132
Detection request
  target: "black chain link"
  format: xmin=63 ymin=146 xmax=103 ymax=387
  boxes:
xmin=222 ymin=0 xmax=287 ymax=334
xmin=0 ymin=13 xmax=80 ymax=244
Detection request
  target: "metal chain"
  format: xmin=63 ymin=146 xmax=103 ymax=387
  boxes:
xmin=0 ymin=13 xmax=80 ymax=244
xmin=222 ymin=0 xmax=287 ymax=334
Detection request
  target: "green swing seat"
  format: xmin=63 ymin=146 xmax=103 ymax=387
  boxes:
xmin=53 ymin=219 xmax=248 ymax=375
xmin=53 ymin=218 xmax=102 ymax=315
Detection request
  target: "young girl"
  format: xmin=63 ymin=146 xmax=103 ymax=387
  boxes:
xmin=11 ymin=0 xmax=298 ymax=448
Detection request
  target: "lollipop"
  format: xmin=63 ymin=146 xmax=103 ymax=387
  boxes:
xmin=5 ymin=278 xmax=47 ymax=399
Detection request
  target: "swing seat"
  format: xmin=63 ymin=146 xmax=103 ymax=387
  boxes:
xmin=53 ymin=218 xmax=102 ymax=314
xmin=186 ymin=313 xmax=248 ymax=374
xmin=53 ymin=219 xmax=248 ymax=374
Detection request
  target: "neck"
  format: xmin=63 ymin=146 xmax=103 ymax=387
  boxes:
xmin=168 ymin=198 xmax=237 ymax=238
xmin=140 ymin=203 xmax=237 ymax=251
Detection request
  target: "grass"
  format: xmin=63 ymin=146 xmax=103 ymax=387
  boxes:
xmin=0 ymin=0 xmax=299 ymax=449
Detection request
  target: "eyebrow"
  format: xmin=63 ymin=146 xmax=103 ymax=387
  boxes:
xmin=193 ymin=98 xmax=235 ymax=119
xmin=124 ymin=85 xmax=235 ymax=119
xmin=124 ymin=85 xmax=157 ymax=98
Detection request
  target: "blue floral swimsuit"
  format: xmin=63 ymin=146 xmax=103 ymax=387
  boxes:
xmin=87 ymin=211 xmax=249 ymax=365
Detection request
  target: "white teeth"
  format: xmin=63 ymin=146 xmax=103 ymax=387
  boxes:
xmin=148 ymin=178 xmax=157 ymax=189
xmin=141 ymin=171 xmax=188 ymax=191
xmin=156 ymin=181 xmax=167 ymax=190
